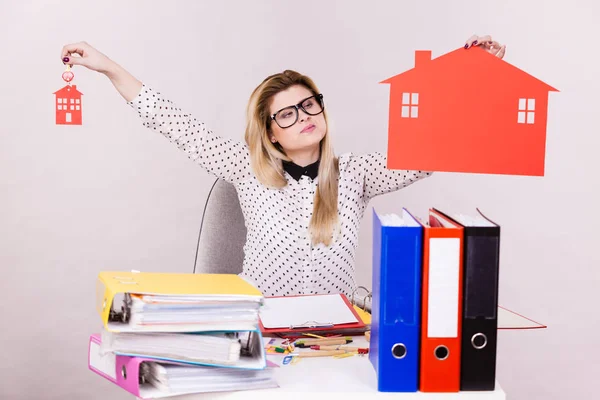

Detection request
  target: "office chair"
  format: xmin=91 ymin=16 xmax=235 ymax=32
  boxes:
xmin=190 ymin=178 xmax=373 ymax=312
xmin=192 ymin=178 xmax=246 ymax=274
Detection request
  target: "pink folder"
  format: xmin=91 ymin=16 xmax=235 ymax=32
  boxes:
xmin=88 ymin=333 xmax=164 ymax=398
xmin=88 ymin=334 xmax=278 ymax=399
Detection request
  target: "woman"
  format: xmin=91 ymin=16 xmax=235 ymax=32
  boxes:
xmin=60 ymin=35 xmax=505 ymax=297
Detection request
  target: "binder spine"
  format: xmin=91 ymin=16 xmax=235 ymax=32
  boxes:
xmin=96 ymin=274 xmax=120 ymax=330
xmin=460 ymin=228 xmax=500 ymax=391
xmin=369 ymin=210 xmax=423 ymax=392
xmin=419 ymin=220 xmax=463 ymax=393
xmin=88 ymin=334 xmax=143 ymax=397
xmin=369 ymin=210 xmax=383 ymax=379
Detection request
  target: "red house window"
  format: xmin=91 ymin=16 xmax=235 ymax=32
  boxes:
xmin=518 ymin=98 xmax=535 ymax=124
xmin=401 ymin=92 xmax=419 ymax=118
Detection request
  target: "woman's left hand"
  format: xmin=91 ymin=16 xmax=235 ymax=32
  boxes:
xmin=464 ymin=34 xmax=506 ymax=59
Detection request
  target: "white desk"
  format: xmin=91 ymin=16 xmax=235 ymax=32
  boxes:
xmin=129 ymin=305 xmax=542 ymax=398
xmin=168 ymin=336 xmax=506 ymax=400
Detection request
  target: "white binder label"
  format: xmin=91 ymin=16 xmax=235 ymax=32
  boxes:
xmin=89 ymin=341 xmax=116 ymax=380
xmin=428 ymin=238 xmax=460 ymax=338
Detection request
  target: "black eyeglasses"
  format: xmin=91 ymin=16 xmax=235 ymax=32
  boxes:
xmin=270 ymin=94 xmax=325 ymax=129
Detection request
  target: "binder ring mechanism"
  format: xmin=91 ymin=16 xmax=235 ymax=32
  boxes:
xmin=289 ymin=321 xmax=334 ymax=329
xmin=108 ymin=293 xmax=133 ymax=323
xmin=350 ymin=285 xmax=372 ymax=313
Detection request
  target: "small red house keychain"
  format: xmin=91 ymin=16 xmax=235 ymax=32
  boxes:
xmin=53 ymin=64 xmax=83 ymax=125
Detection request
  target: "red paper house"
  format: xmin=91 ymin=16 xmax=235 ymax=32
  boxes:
xmin=380 ymin=46 xmax=558 ymax=176
xmin=53 ymin=84 xmax=83 ymax=125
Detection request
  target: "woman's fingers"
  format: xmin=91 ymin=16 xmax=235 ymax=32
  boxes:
xmin=484 ymin=41 xmax=506 ymax=58
xmin=464 ymin=34 xmax=506 ymax=59
xmin=61 ymin=42 xmax=91 ymax=66
xmin=465 ymin=34 xmax=479 ymax=48
xmin=476 ymin=35 xmax=492 ymax=45
xmin=482 ymin=40 xmax=501 ymax=50
xmin=495 ymin=45 xmax=506 ymax=59
xmin=61 ymin=42 xmax=87 ymax=58
xmin=465 ymin=34 xmax=496 ymax=49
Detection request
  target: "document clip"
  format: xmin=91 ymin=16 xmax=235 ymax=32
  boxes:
xmin=289 ymin=321 xmax=334 ymax=330
xmin=283 ymin=355 xmax=294 ymax=365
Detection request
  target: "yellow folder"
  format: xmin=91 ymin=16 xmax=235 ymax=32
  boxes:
xmin=353 ymin=304 xmax=372 ymax=325
xmin=96 ymin=271 xmax=263 ymax=332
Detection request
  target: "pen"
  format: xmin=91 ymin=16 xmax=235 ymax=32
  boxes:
xmin=295 ymin=337 xmax=353 ymax=347
xmin=294 ymin=349 xmax=349 ymax=358
xmin=310 ymin=345 xmax=365 ymax=351
xmin=300 ymin=336 xmax=353 ymax=344
xmin=295 ymin=339 xmax=351 ymax=348
xmin=310 ymin=345 xmax=369 ymax=354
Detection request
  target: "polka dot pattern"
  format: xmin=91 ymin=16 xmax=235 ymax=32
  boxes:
xmin=128 ymin=84 xmax=432 ymax=297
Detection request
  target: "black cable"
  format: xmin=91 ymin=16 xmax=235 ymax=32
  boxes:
xmin=192 ymin=178 xmax=219 ymax=274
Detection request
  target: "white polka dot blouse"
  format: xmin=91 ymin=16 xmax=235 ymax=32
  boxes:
xmin=128 ymin=84 xmax=432 ymax=298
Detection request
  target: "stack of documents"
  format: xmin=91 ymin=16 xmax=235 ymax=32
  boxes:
xmin=88 ymin=333 xmax=277 ymax=399
xmin=112 ymin=292 xmax=263 ymax=332
xmin=100 ymin=329 xmax=266 ymax=369
xmin=88 ymin=271 xmax=278 ymax=398
xmin=100 ymin=272 xmax=264 ymax=333
xmin=143 ymin=360 xmax=277 ymax=395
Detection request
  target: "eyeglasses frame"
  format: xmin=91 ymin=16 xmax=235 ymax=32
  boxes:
xmin=270 ymin=93 xmax=325 ymax=129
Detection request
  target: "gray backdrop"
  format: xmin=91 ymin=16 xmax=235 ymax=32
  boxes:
xmin=1 ymin=0 xmax=598 ymax=399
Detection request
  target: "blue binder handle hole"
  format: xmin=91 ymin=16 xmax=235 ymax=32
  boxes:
xmin=391 ymin=343 xmax=407 ymax=359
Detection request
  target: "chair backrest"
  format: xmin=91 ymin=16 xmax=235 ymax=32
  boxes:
xmin=193 ymin=178 xmax=246 ymax=274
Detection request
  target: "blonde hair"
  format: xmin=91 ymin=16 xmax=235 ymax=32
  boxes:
xmin=244 ymin=70 xmax=339 ymax=246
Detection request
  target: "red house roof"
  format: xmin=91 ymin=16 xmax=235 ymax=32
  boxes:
xmin=381 ymin=46 xmax=558 ymax=93
xmin=53 ymin=84 xmax=84 ymax=96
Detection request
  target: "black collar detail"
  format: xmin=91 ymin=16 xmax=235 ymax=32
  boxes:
xmin=282 ymin=159 xmax=320 ymax=181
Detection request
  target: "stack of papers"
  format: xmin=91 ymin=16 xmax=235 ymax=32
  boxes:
xmin=100 ymin=330 xmax=267 ymax=369
xmin=98 ymin=272 xmax=265 ymax=333
xmin=142 ymin=361 xmax=278 ymax=397
xmin=123 ymin=293 xmax=263 ymax=332
xmin=89 ymin=271 xmax=275 ymax=397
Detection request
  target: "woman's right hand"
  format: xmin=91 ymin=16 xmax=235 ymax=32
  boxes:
xmin=60 ymin=41 xmax=117 ymax=76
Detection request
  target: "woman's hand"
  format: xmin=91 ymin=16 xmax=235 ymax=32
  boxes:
xmin=60 ymin=41 xmax=142 ymax=102
xmin=60 ymin=41 xmax=117 ymax=76
xmin=464 ymin=34 xmax=506 ymax=59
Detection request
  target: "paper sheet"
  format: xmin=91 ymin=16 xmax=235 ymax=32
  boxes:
xmin=259 ymin=294 xmax=358 ymax=329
